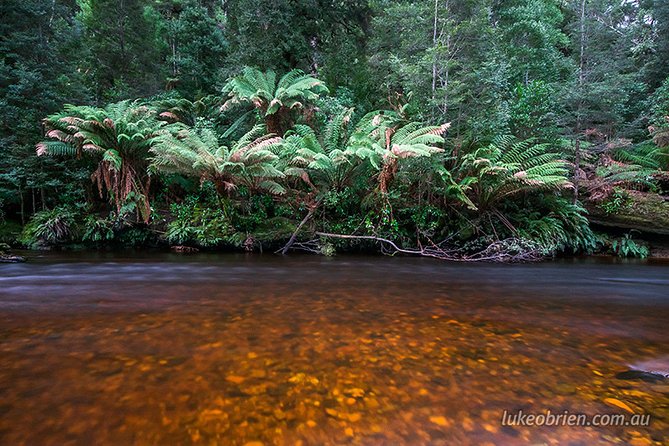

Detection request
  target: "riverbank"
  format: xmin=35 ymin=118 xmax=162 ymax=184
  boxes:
xmin=4 ymin=215 xmax=669 ymax=262
xmin=5 ymin=239 xmax=669 ymax=263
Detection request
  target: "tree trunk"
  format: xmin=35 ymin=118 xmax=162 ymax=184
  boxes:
xmin=574 ymin=0 xmax=586 ymax=204
xmin=584 ymin=191 xmax=669 ymax=235
xmin=379 ymin=158 xmax=398 ymax=194
xmin=278 ymin=199 xmax=322 ymax=254
xmin=118 ymin=0 xmax=126 ymax=57
xmin=19 ymin=186 xmax=25 ymax=225
xmin=442 ymin=32 xmax=450 ymax=116
xmin=265 ymin=112 xmax=282 ymax=135
xmin=310 ymin=36 xmax=319 ymax=76
xmin=41 ymin=187 xmax=47 ymax=211
xmin=431 ymin=0 xmax=439 ymax=117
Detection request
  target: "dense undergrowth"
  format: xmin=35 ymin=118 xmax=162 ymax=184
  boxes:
xmin=8 ymin=68 xmax=667 ymax=260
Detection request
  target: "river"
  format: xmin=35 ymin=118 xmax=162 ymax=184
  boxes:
xmin=1 ymin=252 xmax=668 ymax=445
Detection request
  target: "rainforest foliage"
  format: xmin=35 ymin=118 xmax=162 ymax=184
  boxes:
xmin=2 ymin=0 xmax=669 ymax=259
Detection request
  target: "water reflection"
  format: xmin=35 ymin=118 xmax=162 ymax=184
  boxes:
xmin=0 ymin=253 xmax=668 ymax=445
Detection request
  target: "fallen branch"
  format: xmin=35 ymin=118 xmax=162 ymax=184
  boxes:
xmin=314 ymin=232 xmax=543 ymax=262
xmin=290 ymin=239 xmax=322 ymax=254
xmin=277 ymin=199 xmax=322 ymax=255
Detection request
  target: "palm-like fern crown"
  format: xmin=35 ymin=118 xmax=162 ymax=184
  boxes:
xmin=280 ymin=109 xmax=450 ymax=195
xmin=348 ymin=111 xmax=449 ymax=169
xmin=281 ymin=108 xmax=363 ymax=191
xmin=222 ymin=67 xmax=328 ymax=116
xmin=36 ymin=100 xmax=177 ymax=222
xmin=37 ymin=100 xmax=172 ymax=167
xmin=458 ymin=135 xmax=572 ymax=210
xmin=151 ymin=123 xmax=286 ymax=195
xmin=585 ymin=142 xmax=663 ymax=193
xmin=152 ymin=96 xmax=219 ymax=127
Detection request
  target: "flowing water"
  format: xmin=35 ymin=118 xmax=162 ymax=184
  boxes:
xmin=0 ymin=252 xmax=668 ymax=445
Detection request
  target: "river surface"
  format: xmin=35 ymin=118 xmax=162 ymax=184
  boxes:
xmin=1 ymin=252 xmax=668 ymax=445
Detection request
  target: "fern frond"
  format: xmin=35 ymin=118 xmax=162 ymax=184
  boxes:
xmin=36 ymin=141 xmax=77 ymax=156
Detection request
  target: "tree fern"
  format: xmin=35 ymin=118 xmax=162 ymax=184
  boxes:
xmin=280 ymin=108 xmax=400 ymax=195
xmin=350 ymin=111 xmax=449 ymax=193
xmin=37 ymin=101 xmax=178 ymax=222
xmin=222 ymin=68 xmax=328 ymax=134
xmin=454 ymin=136 xmax=572 ymax=213
xmin=152 ymin=95 xmax=220 ymax=127
xmin=585 ymin=142 xmax=664 ymax=196
xmin=151 ymin=122 xmax=286 ymax=196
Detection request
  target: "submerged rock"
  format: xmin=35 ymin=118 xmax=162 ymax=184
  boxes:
xmin=0 ymin=243 xmax=25 ymax=262
xmin=171 ymin=245 xmax=199 ymax=253
xmin=0 ymin=253 xmax=25 ymax=263
xmin=617 ymin=357 xmax=669 ymax=382
xmin=616 ymin=370 xmax=667 ymax=382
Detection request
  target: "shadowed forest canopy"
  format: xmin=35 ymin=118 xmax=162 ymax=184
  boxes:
xmin=1 ymin=0 xmax=669 ymax=259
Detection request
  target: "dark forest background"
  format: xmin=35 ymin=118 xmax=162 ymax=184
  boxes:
xmin=1 ymin=0 xmax=668 ymax=259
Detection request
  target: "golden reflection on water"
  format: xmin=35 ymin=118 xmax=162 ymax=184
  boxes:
xmin=0 ymin=255 xmax=668 ymax=445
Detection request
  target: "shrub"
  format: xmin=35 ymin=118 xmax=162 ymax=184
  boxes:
xmin=612 ymin=232 xmax=649 ymax=258
xmin=165 ymin=197 xmax=231 ymax=247
xmin=517 ymin=197 xmax=602 ymax=255
xmin=20 ymin=205 xmax=81 ymax=247
xmin=600 ymin=188 xmax=632 ymax=214
xmin=82 ymin=214 xmax=115 ymax=244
